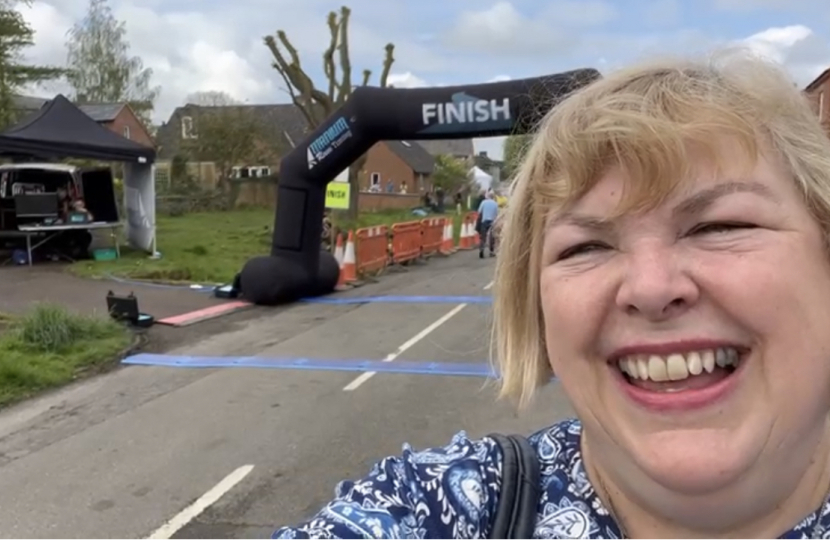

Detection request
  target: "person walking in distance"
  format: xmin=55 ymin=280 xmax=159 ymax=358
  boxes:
xmin=477 ymin=191 xmax=498 ymax=258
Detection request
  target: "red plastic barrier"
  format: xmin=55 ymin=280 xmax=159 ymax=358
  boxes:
xmin=356 ymin=225 xmax=388 ymax=275
xmin=458 ymin=212 xmax=478 ymax=249
xmin=390 ymin=221 xmax=422 ymax=264
xmin=466 ymin=212 xmax=480 ymax=248
xmin=420 ymin=217 xmax=445 ymax=257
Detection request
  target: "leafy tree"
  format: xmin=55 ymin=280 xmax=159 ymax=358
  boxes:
xmin=432 ymin=154 xmax=470 ymax=194
xmin=264 ymin=5 xmax=395 ymax=219
xmin=186 ymin=91 xmax=237 ymax=107
xmin=502 ymin=134 xmax=532 ymax=181
xmin=180 ymin=90 xmax=272 ymax=200
xmin=65 ymin=0 xmax=159 ymax=123
xmin=0 ymin=0 xmax=64 ymax=128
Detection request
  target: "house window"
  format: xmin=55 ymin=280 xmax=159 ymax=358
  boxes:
xmin=181 ymin=116 xmax=197 ymax=139
xmin=243 ymin=166 xmax=271 ymax=178
xmin=123 ymin=125 xmax=130 ymax=139
xmin=231 ymin=166 xmax=242 ymax=179
xmin=370 ymin=172 xmax=380 ymax=186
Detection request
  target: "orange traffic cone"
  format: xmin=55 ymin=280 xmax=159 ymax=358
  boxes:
xmin=341 ymin=230 xmax=357 ymax=283
xmin=334 ymin=233 xmax=344 ymax=265
xmin=334 ymin=234 xmax=349 ymax=289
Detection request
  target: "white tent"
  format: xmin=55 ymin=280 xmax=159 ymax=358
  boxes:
xmin=469 ymin=166 xmax=493 ymax=192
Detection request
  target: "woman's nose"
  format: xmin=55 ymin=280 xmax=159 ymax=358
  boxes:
xmin=615 ymin=247 xmax=699 ymax=321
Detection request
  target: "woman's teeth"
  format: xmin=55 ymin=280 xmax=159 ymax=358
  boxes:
xmin=617 ymin=348 xmax=740 ymax=382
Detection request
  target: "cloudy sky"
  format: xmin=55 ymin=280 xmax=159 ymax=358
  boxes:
xmin=19 ymin=0 xmax=830 ymax=159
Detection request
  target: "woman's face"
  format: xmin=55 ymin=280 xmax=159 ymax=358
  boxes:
xmin=540 ymin=147 xmax=830 ymax=505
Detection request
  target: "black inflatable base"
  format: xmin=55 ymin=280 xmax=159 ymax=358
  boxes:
xmin=239 ymin=251 xmax=340 ymax=306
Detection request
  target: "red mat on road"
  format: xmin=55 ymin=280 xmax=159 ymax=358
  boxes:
xmin=157 ymin=301 xmax=251 ymax=327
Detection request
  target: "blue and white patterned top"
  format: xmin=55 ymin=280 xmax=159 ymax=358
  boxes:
xmin=273 ymin=419 xmax=830 ymax=539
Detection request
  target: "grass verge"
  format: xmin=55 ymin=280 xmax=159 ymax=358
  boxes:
xmin=0 ymin=304 xmax=133 ymax=408
xmin=69 ymin=207 xmax=468 ymax=284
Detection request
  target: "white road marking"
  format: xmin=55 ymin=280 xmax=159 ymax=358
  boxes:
xmin=147 ymin=464 xmax=255 ymax=539
xmin=483 ymin=280 xmax=494 ymax=290
xmin=343 ymin=303 xmax=468 ymax=391
xmin=343 ymin=280 xmax=493 ymax=391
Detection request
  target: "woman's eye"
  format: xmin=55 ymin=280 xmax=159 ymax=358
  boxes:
xmin=557 ymin=242 xmax=609 ymax=261
xmin=689 ymin=221 xmax=757 ymax=235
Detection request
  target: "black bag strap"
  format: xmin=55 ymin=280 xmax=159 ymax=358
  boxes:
xmin=488 ymin=433 xmax=541 ymax=539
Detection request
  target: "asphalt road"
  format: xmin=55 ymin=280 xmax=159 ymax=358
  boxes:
xmin=0 ymin=252 xmax=575 ymax=539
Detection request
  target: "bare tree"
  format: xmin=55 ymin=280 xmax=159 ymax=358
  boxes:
xmin=264 ymin=5 xmax=395 ymax=218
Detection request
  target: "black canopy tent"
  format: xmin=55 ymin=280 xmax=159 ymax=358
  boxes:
xmin=0 ymin=94 xmax=155 ymax=162
xmin=0 ymin=95 xmax=158 ymax=252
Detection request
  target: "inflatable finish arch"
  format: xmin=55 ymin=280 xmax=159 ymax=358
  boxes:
xmin=239 ymin=68 xmax=601 ymax=305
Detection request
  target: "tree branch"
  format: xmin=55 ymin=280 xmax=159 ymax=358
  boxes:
xmin=379 ymin=43 xmax=394 ymax=88
xmin=323 ymin=12 xmax=339 ymax=102
xmin=272 ymin=60 xmax=316 ymax=128
xmin=267 ymin=33 xmax=331 ymax=120
xmin=276 ymin=31 xmax=331 ymax=113
xmin=336 ymin=6 xmax=352 ymax=106
xmin=264 ymin=33 xmax=331 ymax=126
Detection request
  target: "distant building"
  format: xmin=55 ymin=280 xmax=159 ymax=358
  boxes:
xmin=362 ymin=140 xmax=435 ymax=194
xmin=473 ymin=150 xmax=504 ymax=185
xmin=416 ymin=139 xmax=475 ymax=162
xmin=77 ymin=103 xmax=155 ymax=148
xmin=154 ymin=103 xmax=310 ymax=188
xmin=805 ymin=68 xmax=830 ymax=134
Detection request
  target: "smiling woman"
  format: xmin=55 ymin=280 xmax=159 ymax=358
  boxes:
xmin=273 ymin=49 xmax=830 ymax=539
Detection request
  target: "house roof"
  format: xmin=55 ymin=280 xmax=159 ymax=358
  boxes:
xmin=156 ymin=103 xmax=310 ymax=160
xmin=386 ymin=140 xmax=435 ymax=174
xmin=806 ymin=68 xmax=830 ymax=93
xmin=78 ymin=103 xmax=125 ymax=122
xmin=14 ymin=97 xmax=128 ymax=123
xmin=417 ymin=139 xmax=475 ymax=158
xmin=13 ymin=95 xmax=49 ymax=110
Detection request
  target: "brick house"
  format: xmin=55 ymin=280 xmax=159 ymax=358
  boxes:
xmin=805 ymin=68 xmax=830 ymax=134
xmin=361 ymin=138 xmax=476 ymax=191
xmin=362 ymin=140 xmax=436 ymax=194
xmin=154 ymin=103 xmax=309 ymax=188
xmin=78 ymin=103 xmax=155 ymax=148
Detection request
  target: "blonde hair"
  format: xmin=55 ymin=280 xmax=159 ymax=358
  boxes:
xmin=493 ymin=49 xmax=830 ymax=408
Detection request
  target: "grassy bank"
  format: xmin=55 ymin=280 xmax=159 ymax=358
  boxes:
xmin=70 ymin=207 xmax=466 ymax=284
xmin=0 ymin=304 xmax=133 ymax=408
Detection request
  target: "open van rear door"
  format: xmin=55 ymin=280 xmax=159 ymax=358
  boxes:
xmin=80 ymin=167 xmax=119 ymax=223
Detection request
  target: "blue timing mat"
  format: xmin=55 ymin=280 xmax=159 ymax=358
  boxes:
xmin=300 ymin=295 xmax=492 ymax=305
xmin=123 ymin=353 xmax=499 ymax=378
